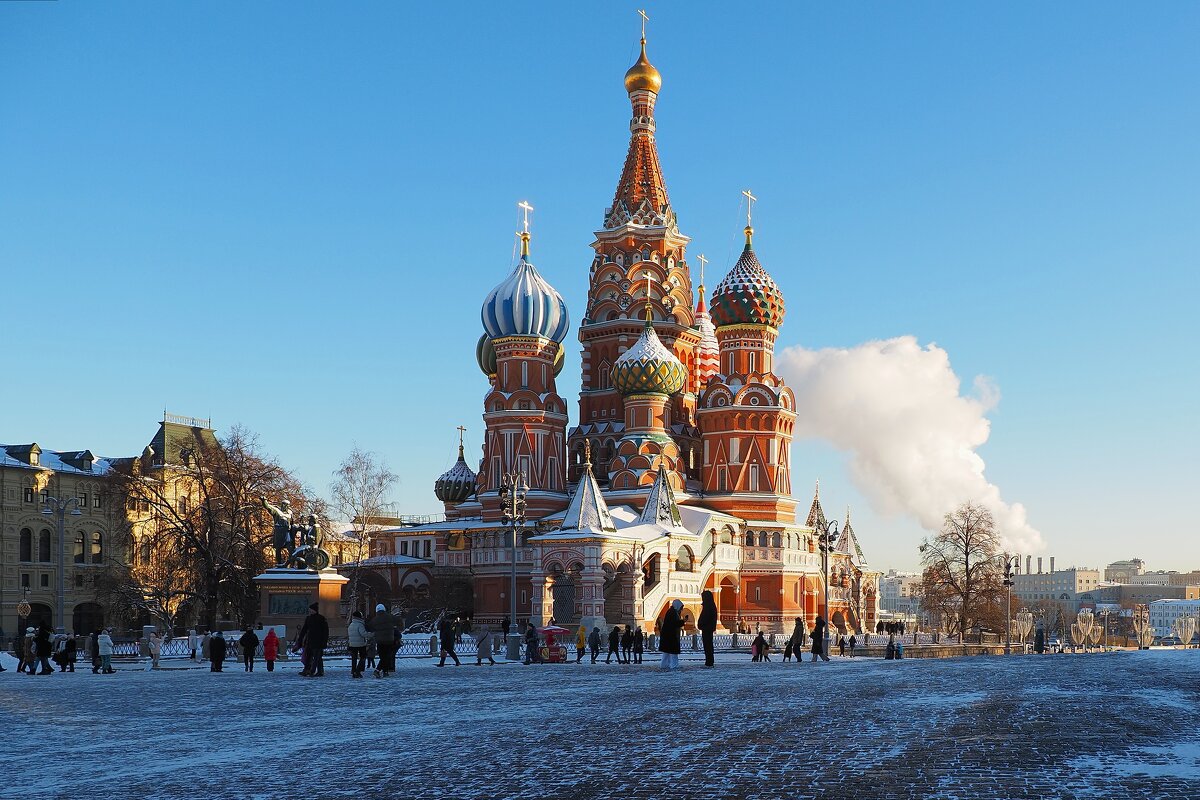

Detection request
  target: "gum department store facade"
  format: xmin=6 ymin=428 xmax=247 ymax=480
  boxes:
xmin=364 ymin=32 xmax=882 ymax=636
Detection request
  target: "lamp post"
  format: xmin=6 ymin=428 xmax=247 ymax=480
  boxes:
xmin=1000 ymin=555 xmax=1019 ymax=655
xmin=499 ymin=471 xmax=527 ymax=661
xmin=817 ymin=518 xmax=839 ymax=660
xmin=42 ymin=494 xmax=83 ymax=633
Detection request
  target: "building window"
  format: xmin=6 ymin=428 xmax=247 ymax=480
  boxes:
xmin=74 ymin=574 xmax=84 ymax=588
xmin=754 ymin=586 xmax=761 ymax=602
xmin=424 ymin=540 xmax=432 ymax=558
xmin=23 ymin=487 xmax=34 ymax=503
xmin=179 ymin=497 xmax=189 ymax=514
xmin=40 ymin=574 xmax=49 ymax=588
xmin=400 ymin=541 xmax=409 ymax=556
xmin=21 ymin=573 xmax=31 ymax=588
xmin=74 ymin=533 xmax=85 ymax=564
xmin=94 ymin=494 xmax=103 ymax=509
xmin=40 ymin=490 xmax=50 ymax=505
xmin=91 ymin=532 xmax=103 ymax=564
xmin=38 ymin=529 xmax=52 ymax=562
xmin=30 ymin=451 xmax=39 ymax=466
xmin=79 ymin=494 xmax=88 ymax=509
xmin=20 ymin=528 xmax=33 ymax=562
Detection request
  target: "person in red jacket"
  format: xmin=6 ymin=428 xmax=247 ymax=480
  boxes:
xmin=262 ymin=628 xmax=279 ymax=672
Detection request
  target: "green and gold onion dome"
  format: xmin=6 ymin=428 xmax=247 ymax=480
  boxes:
xmin=612 ymin=320 xmax=687 ymax=396
xmin=434 ymin=444 xmax=477 ymax=504
xmin=476 ymin=333 xmax=564 ymax=378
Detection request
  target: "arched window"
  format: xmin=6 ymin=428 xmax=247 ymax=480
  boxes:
xmin=19 ymin=528 xmax=32 ymax=562
xmin=126 ymin=534 xmax=137 ymax=565
xmin=38 ymin=529 xmax=51 ymax=562
xmin=771 ymin=532 xmax=782 ymax=548
xmin=758 ymin=531 xmax=770 ymax=548
xmin=91 ymin=532 xmax=103 ymax=564
xmin=73 ymin=533 xmax=85 ymax=564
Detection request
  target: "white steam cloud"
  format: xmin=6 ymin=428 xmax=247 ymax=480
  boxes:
xmin=776 ymin=336 xmax=1044 ymax=554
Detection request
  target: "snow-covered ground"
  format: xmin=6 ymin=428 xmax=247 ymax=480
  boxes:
xmin=2 ymin=649 xmax=1198 ymax=799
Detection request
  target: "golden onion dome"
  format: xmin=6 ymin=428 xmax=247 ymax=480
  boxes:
xmin=624 ymin=39 xmax=662 ymax=94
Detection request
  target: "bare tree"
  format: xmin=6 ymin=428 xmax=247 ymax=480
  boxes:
xmin=918 ymin=502 xmax=1003 ymax=642
xmin=330 ymin=446 xmax=397 ymax=618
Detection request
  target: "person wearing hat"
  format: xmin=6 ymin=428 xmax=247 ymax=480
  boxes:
xmin=367 ymin=603 xmax=398 ymax=678
xmin=209 ymin=630 xmax=227 ymax=672
xmin=97 ymin=629 xmax=114 ymax=674
xmin=238 ymin=627 xmax=259 ymax=672
xmin=347 ymin=611 xmax=369 ymax=678
xmin=658 ymin=599 xmax=685 ymax=671
xmin=295 ymin=602 xmax=329 ymax=677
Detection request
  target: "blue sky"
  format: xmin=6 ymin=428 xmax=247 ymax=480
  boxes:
xmin=2 ymin=2 xmax=1197 ymax=572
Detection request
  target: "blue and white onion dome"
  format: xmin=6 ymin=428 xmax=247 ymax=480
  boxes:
xmin=612 ymin=321 xmax=687 ymax=396
xmin=434 ymin=444 xmax=477 ymax=504
xmin=480 ymin=233 xmax=570 ymax=343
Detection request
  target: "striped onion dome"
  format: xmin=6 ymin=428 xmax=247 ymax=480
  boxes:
xmin=612 ymin=320 xmax=687 ymax=396
xmin=709 ymin=227 xmax=786 ymax=329
xmin=480 ymin=240 xmax=570 ymax=343
xmin=434 ymin=445 xmax=477 ymax=503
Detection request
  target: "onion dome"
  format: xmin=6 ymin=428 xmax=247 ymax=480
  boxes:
xmin=694 ymin=282 xmax=719 ymax=384
xmin=476 ymin=334 xmax=497 ymax=377
xmin=709 ymin=226 xmax=786 ymax=329
xmin=481 ymin=231 xmax=570 ymax=343
xmin=434 ymin=442 xmax=477 ymax=504
xmin=552 ymin=343 xmax=565 ymax=377
xmin=624 ymin=38 xmax=662 ymax=94
xmin=612 ymin=319 xmax=687 ymax=396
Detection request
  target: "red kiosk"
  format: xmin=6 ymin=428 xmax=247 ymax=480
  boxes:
xmin=539 ymin=625 xmax=570 ymax=663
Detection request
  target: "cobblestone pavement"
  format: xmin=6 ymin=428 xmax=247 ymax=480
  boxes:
xmin=3 ymin=649 xmax=1198 ymax=799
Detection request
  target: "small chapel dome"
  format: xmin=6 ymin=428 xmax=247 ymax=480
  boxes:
xmin=434 ymin=446 xmax=477 ymax=504
xmin=480 ymin=233 xmax=570 ymax=343
xmin=709 ymin=226 xmax=786 ymax=330
xmin=624 ymin=39 xmax=662 ymax=94
xmin=612 ymin=321 xmax=687 ymax=396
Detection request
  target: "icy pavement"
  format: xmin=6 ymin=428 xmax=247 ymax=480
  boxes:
xmin=2 ymin=649 xmax=1199 ymax=799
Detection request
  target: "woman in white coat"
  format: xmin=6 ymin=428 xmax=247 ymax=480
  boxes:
xmin=98 ymin=629 xmax=115 ymax=674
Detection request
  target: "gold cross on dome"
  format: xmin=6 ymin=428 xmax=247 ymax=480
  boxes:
xmin=696 ymin=253 xmax=708 ymax=286
xmin=742 ymin=189 xmax=757 ymax=227
xmin=456 ymin=425 xmax=466 ymax=447
xmin=638 ymin=9 xmax=649 ymax=40
xmin=517 ymin=200 xmax=533 ymax=234
xmin=644 ymin=270 xmax=653 ymax=322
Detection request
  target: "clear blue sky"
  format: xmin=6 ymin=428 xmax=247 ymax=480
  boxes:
xmin=2 ymin=2 xmax=1197 ymax=572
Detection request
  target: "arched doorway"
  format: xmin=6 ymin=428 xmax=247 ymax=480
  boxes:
xmin=24 ymin=602 xmax=53 ymax=631
xmin=832 ymin=610 xmax=847 ymax=635
xmin=72 ymin=602 xmax=105 ymax=635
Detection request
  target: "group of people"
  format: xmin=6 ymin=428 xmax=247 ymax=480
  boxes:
xmin=8 ymin=625 xmax=118 ymax=675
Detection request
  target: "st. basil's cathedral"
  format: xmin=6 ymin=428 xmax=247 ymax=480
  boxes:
xmin=370 ymin=29 xmax=881 ymax=636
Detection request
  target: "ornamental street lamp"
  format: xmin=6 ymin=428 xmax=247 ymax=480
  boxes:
xmin=817 ymin=519 xmax=839 ymax=661
xmin=1000 ymin=555 xmax=1020 ymax=655
xmin=499 ymin=471 xmax=527 ymax=661
xmin=42 ymin=495 xmax=83 ymax=633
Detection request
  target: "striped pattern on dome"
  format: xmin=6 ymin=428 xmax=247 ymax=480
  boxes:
xmin=709 ymin=246 xmax=786 ymax=329
xmin=434 ymin=449 xmax=477 ymax=503
xmin=612 ymin=323 xmax=687 ymax=396
xmin=481 ymin=256 xmax=570 ymax=343
xmin=694 ymin=285 xmax=719 ymax=386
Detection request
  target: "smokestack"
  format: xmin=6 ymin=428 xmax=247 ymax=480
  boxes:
xmin=1038 ymin=557 xmax=1043 ymax=574
xmin=1050 ymin=556 xmax=1056 ymax=574
xmin=1027 ymin=555 xmax=1032 ymax=575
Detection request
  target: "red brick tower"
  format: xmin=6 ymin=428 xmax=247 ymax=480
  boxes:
xmin=568 ymin=31 xmax=701 ymax=490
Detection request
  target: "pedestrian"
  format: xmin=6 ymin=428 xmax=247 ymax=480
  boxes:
xmin=587 ymin=626 xmax=601 ymax=664
xmin=22 ymin=627 xmax=36 ymax=674
xmin=474 ymin=625 xmax=496 ymax=666
xmin=633 ymin=626 xmax=644 ymax=664
xmin=263 ymin=628 xmax=279 ymax=672
xmin=753 ymin=630 xmax=771 ymax=662
xmin=98 ymin=628 xmax=115 ymax=674
xmin=575 ymin=624 xmax=587 ymax=664
xmin=811 ymin=615 xmax=827 ymax=662
xmin=895 ymin=637 xmax=904 ymax=659
xmin=885 ymin=633 xmax=896 ymax=660
xmin=368 ymin=603 xmax=398 ymax=677
xmin=848 ymin=633 xmax=857 ymax=657
xmin=789 ymin=618 xmax=806 ymax=667
xmin=35 ymin=623 xmax=53 ymax=675
xmin=698 ymin=589 xmax=717 ymax=668
xmin=838 ymin=634 xmax=846 ymax=658
xmin=783 ymin=638 xmax=793 ymax=662
xmin=210 ymin=631 xmax=227 ymax=672
xmin=621 ymin=625 xmax=633 ymax=664
xmin=239 ymin=628 xmax=259 ymax=672
xmin=295 ymin=603 xmax=329 ymax=677
xmin=437 ymin=615 xmax=461 ymax=667
xmin=347 ymin=611 xmax=369 ymax=678
xmin=501 ymin=616 xmax=511 ymax=641
xmin=366 ymin=634 xmax=377 ymax=670
xmin=200 ymin=631 xmax=211 ymax=663
xmin=64 ymin=633 xmax=77 ymax=672
xmin=148 ymin=631 xmax=163 ymax=670
xmin=89 ymin=630 xmax=101 ymax=673
xmin=659 ymin=599 xmax=684 ymax=671
xmin=188 ymin=629 xmax=199 ymax=661
xmin=523 ymin=622 xmax=542 ymax=665
xmin=606 ymin=626 xmax=621 ymax=664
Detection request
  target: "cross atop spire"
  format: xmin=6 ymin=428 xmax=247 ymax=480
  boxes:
xmin=697 ymin=253 xmax=708 ymax=287
xmin=456 ymin=425 xmax=466 ymax=455
xmin=638 ymin=8 xmax=649 ymax=41
xmin=643 ymin=270 xmax=654 ymax=324
xmin=742 ymin=189 xmax=757 ymax=247
xmin=517 ymin=200 xmax=533 ymax=258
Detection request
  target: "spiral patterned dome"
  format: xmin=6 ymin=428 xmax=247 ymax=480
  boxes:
xmin=612 ymin=322 xmax=687 ymax=396
xmin=481 ymin=251 xmax=570 ymax=343
xmin=709 ymin=228 xmax=786 ymax=329
xmin=434 ymin=446 xmax=477 ymax=504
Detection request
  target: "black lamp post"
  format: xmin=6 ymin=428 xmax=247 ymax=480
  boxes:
xmin=499 ymin=471 xmax=527 ymax=660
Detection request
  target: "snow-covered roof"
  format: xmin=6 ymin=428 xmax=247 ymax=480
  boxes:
xmin=637 ymin=464 xmax=683 ymax=528
xmin=341 ymin=554 xmax=432 ymax=568
xmin=558 ymin=461 xmax=616 ymax=533
xmin=0 ymin=444 xmax=118 ymax=476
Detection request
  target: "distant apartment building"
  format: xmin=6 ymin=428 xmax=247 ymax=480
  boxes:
xmin=1085 ymin=583 xmax=1200 ymax=607
xmin=1104 ymin=559 xmax=1145 ymax=583
xmin=1127 ymin=570 xmax=1200 ymax=587
xmin=1148 ymin=599 xmax=1200 ymax=638
xmin=1012 ymin=562 xmax=1101 ymax=603
xmin=879 ymin=570 xmax=923 ymax=616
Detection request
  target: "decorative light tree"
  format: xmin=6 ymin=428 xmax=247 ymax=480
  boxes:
xmin=1076 ymin=610 xmax=1096 ymax=653
xmin=1132 ymin=606 xmax=1154 ymax=650
xmin=1016 ymin=610 xmax=1034 ymax=652
xmin=1070 ymin=622 xmax=1084 ymax=653
xmin=1172 ymin=616 xmax=1196 ymax=650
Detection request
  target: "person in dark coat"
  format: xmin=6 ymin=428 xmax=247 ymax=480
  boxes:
xmin=587 ymin=626 xmax=602 ymax=663
xmin=659 ymin=599 xmax=685 ymax=670
xmin=239 ymin=628 xmax=259 ymax=672
xmin=436 ymin=615 xmax=461 ymax=667
xmin=848 ymin=634 xmax=857 ymax=657
xmin=523 ymin=623 xmax=542 ymax=665
xmin=35 ymin=623 xmax=53 ymax=675
xmin=697 ymin=590 xmax=718 ymax=667
xmin=633 ymin=626 xmax=644 ymax=664
xmin=620 ymin=626 xmax=633 ymax=664
xmin=605 ymin=626 xmax=621 ymax=664
xmin=89 ymin=630 xmax=101 ymax=674
xmin=811 ymin=616 xmax=828 ymax=662
xmin=209 ymin=631 xmax=227 ymax=672
xmin=295 ymin=603 xmax=329 ymax=677
xmin=501 ymin=616 xmax=511 ymax=639
xmin=752 ymin=631 xmax=771 ymax=662
xmin=368 ymin=604 xmax=399 ymax=677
